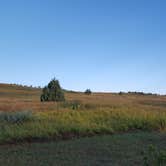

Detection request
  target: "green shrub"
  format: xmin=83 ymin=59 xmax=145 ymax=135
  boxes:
xmin=61 ymin=100 xmax=81 ymax=110
xmin=118 ymin=91 xmax=124 ymax=95
xmin=84 ymin=89 xmax=92 ymax=95
xmin=41 ymin=78 xmax=65 ymax=102
xmin=60 ymin=101 xmax=96 ymax=110
xmin=0 ymin=111 xmax=34 ymax=123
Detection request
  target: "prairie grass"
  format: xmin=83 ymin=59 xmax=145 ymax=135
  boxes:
xmin=0 ymin=84 xmax=166 ymax=143
xmin=0 ymin=109 xmax=165 ymax=143
xmin=1 ymin=84 xmax=166 ymax=114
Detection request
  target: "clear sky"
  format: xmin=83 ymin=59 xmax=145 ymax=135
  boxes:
xmin=0 ymin=0 xmax=166 ymax=94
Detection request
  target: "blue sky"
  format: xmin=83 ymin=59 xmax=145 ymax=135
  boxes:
xmin=0 ymin=0 xmax=166 ymax=93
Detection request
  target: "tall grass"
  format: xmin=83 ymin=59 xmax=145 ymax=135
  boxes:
xmin=0 ymin=109 xmax=165 ymax=143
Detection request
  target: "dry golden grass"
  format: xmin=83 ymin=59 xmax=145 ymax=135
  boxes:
xmin=0 ymin=83 xmax=166 ymax=113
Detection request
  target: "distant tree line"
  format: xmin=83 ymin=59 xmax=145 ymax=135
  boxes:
xmin=118 ymin=91 xmax=158 ymax=96
xmin=10 ymin=83 xmax=41 ymax=89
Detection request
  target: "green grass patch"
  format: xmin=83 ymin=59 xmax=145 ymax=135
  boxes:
xmin=0 ymin=132 xmax=165 ymax=166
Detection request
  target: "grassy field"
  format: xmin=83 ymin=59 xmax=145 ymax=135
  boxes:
xmin=0 ymin=84 xmax=166 ymax=143
xmin=0 ymin=83 xmax=166 ymax=165
xmin=1 ymin=83 xmax=166 ymax=112
xmin=0 ymin=109 xmax=166 ymax=144
xmin=0 ymin=132 xmax=165 ymax=166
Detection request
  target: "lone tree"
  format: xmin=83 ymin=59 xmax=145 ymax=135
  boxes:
xmin=84 ymin=89 xmax=92 ymax=95
xmin=40 ymin=78 xmax=65 ymax=102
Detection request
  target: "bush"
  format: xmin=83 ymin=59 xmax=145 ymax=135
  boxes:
xmin=119 ymin=91 xmax=124 ymax=95
xmin=41 ymin=78 xmax=65 ymax=102
xmin=61 ymin=100 xmax=81 ymax=110
xmin=60 ymin=101 xmax=97 ymax=110
xmin=0 ymin=111 xmax=33 ymax=123
xmin=84 ymin=89 xmax=92 ymax=95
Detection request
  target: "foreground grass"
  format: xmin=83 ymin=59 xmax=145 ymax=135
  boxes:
xmin=0 ymin=132 xmax=165 ymax=166
xmin=0 ymin=109 xmax=166 ymax=143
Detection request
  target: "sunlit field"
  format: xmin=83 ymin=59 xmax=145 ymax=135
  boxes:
xmin=1 ymin=83 xmax=166 ymax=112
xmin=0 ymin=83 xmax=166 ymax=143
xmin=0 ymin=84 xmax=166 ymax=165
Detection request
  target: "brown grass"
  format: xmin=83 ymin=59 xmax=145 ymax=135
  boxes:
xmin=0 ymin=83 xmax=166 ymax=112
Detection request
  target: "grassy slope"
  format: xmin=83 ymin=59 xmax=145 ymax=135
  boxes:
xmin=0 ymin=132 xmax=165 ymax=166
xmin=0 ymin=83 xmax=166 ymax=112
xmin=0 ymin=84 xmax=166 ymax=165
xmin=0 ymin=83 xmax=165 ymax=143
